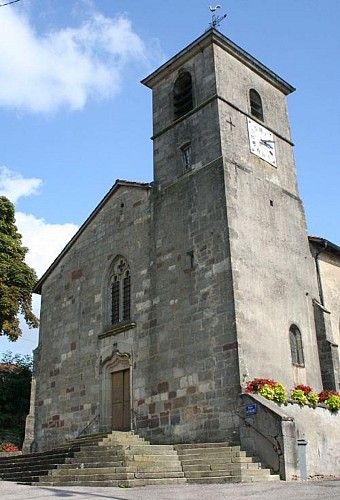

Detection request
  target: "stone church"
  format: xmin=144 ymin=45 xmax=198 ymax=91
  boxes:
xmin=24 ymin=29 xmax=340 ymax=479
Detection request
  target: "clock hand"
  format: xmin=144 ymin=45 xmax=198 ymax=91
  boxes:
xmin=260 ymin=139 xmax=275 ymax=148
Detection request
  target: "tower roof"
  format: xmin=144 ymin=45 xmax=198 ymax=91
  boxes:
xmin=142 ymin=28 xmax=295 ymax=96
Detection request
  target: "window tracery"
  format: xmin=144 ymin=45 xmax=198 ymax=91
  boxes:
xmin=110 ymin=257 xmax=131 ymax=324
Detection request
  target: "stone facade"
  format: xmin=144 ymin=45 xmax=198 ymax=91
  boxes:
xmin=309 ymin=237 xmax=340 ymax=391
xmin=24 ymin=29 xmax=339 ymax=475
xmin=240 ymin=393 xmax=340 ymax=480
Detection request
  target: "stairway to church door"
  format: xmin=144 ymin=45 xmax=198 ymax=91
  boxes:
xmin=112 ymin=369 xmax=130 ymax=430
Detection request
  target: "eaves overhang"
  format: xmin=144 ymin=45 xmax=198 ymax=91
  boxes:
xmin=308 ymin=236 xmax=340 ymax=256
xmin=33 ymin=180 xmax=151 ymax=295
xmin=142 ymin=28 xmax=295 ymax=96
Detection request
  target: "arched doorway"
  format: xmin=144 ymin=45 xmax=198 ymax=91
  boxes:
xmin=111 ymin=367 xmax=130 ymax=430
xmin=100 ymin=349 xmax=131 ymax=432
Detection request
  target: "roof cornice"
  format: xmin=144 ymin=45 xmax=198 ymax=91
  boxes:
xmin=308 ymin=236 xmax=340 ymax=256
xmin=142 ymin=29 xmax=295 ymax=95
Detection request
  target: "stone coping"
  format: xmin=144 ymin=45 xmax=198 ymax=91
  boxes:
xmin=241 ymin=392 xmax=338 ymax=415
xmin=99 ymin=321 xmax=137 ymax=339
xmin=0 ymin=451 xmax=22 ymax=458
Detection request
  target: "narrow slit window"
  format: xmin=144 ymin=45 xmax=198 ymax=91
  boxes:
xmin=186 ymin=250 xmax=195 ymax=269
xmin=250 ymin=89 xmax=264 ymax=121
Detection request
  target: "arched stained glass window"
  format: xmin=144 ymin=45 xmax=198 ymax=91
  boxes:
xmin=110 ymin=257 xmax=131 ymax=324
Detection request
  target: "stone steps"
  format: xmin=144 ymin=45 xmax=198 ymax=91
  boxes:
xmin=3 ymin=431 xmax=185 ymax=487
xmin=174 ymin=443 xmax=280 ymax=484
xmin=182 ymin=462 xmax=261 ymax=472
xmin=185 ymin=476 xmax=278 ymax=484
xmin=178 ymin=448 xmax=243 ymax=457
xmin=51 ymin=464 xmax=183 ymax=475
xmin=0 ymin=432 xmax=281 ymax=486
xmin=0 ymin=449 xmax=78 ymax=481
xmin=0 ymin=448 xmax=78 ymax=464
xmin=35 ymin=477 xmax=187 ymax=487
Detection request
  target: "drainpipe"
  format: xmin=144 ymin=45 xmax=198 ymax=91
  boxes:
xmin=297 ymin=439 xmax=308 ymax=480
xmin=314 ymin=239 xmax=328 ymax=306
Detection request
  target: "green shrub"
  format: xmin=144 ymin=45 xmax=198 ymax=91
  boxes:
xmin=323 ymin=394 xmax=340 ymax=412
xmin=246 ymin=378 xmax=287 ymax=403
xmin=291 ymin=389 xmax=309 ymax=406
xmin=291 ymin=385 xmax=319 ymax=407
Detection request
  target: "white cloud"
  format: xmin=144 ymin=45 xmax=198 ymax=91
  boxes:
xmin=0 ymin=166 xmax=42 ymax=203
xmin=0 ymin=172 xmax=79 ymax=355
xmin=16 ymin=212 xmax=78 ymax=279
xmin=0 ymin=7 xmax=146 ymax=113
xmin=0 ymin=166 xmax=78 ymax=278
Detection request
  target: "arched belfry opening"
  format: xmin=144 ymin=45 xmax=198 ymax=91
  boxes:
xmin=249 ymin=88 xmax=264 ymax=121
xmin=173 ymin=71 xmax=193 ymax=119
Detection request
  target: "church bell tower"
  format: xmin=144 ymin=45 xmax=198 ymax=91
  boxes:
xmin=142 ymin=28 xmax=322 ymax=399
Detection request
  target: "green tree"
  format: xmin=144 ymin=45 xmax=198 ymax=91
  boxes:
xmin=0 ymin=196 xmax=39 ymax=340
xmin=0 ymin=351 xmax=32 ymax=446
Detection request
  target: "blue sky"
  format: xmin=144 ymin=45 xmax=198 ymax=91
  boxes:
xmin=0 ymin=0 xmax=339 ymax=356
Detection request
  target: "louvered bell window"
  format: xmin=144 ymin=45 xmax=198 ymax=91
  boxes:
xmin=174 ymin=72 xmax=193 ymax=119
xmin=250 ymin=89 xmax=264 ymax=122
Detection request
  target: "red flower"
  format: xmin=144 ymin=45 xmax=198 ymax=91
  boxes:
xmin=245 ymin=378 xmax=276 ymax=393
xmin=0 ymin=442 xmax=19 ymax=453
xmin=295 ymin=384 xmax=312 ymax=395
xmin=319 ymin=390 xmax=339 ymax=403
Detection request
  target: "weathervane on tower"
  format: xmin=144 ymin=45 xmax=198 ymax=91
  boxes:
xmin=207 ymin=5 xmax=227 ymax=30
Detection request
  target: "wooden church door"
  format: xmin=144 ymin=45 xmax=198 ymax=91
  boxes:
xmin=112 ymin=369 xmax=130 ymax=430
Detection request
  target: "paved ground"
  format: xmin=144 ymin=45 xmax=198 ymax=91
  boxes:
xmin=1 ymin=480 xmax=340 ymax=500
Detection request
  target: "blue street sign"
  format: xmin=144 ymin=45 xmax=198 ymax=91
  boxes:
xmin=245 ymin=404 xmax=257 ymax=416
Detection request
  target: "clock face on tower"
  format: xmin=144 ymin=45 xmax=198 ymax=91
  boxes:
xmin=247 ymin=117 xmax=277 ymax=167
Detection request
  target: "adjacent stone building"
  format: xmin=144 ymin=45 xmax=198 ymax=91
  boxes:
xmin=24 ymin=29 xmax=339 ymax=478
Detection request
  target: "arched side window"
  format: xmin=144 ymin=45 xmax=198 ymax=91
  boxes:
xmin=289 ymin=324 xmax=304 ymax=367
xmin=110 ymin=257 xmax=131 ymax=324
xmin=173 ymin=72 xmax=193 ymax=119
xmin=249 ymin=89 xmax=264 ymax=121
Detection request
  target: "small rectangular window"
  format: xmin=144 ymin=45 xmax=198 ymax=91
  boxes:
xmin=181 ymin=144 xmax=192 ymax=169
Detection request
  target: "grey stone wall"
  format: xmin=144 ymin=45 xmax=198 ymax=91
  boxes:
xmin=135 ymin=162 xmax=241 ymax=444
xmin=318 ymin=252 xmax=340 ymax=350
xmin=214 ymin=42 xmax=322 ymax=391
xmin=33 ymin=185 xmax=151 ymax=450
xmin=151 ymin=44 xmax=220 ymax=189
xmin=240 ymin=393 xmax=340 ymax=479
